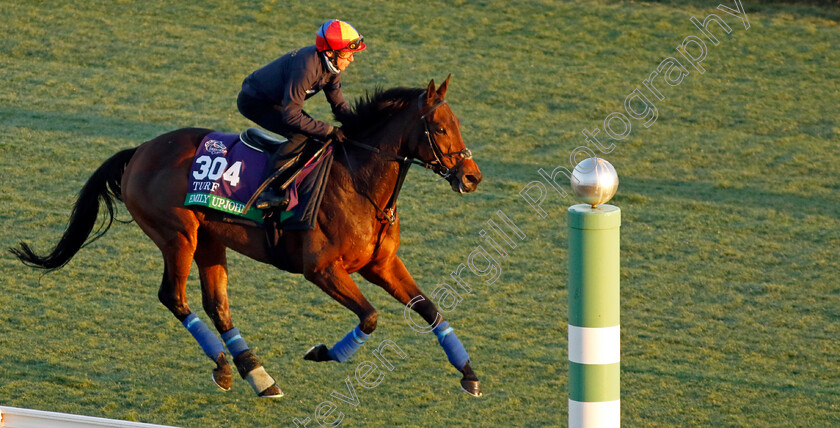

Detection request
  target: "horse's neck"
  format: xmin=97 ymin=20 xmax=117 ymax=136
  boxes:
xmin=335 ymin=102 xmax=421 ymax=211
xmin=343 ymin=128 xmax=412 ymax=209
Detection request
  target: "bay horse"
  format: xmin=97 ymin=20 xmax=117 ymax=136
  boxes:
xmin=11 ymin=77 xmax=484 ymax=398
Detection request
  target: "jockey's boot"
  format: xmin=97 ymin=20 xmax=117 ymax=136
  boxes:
xmin=254 ymin=152 xmax=302 ymax=210
xmin=253 ymin=137 xmax=328 ymax=210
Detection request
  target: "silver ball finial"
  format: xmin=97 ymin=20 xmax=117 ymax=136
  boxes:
xmin=570 ymin=157 xmax=619 ymax=208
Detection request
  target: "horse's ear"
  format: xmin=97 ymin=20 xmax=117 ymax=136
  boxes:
xmin=436 ymin=74 xmax=451 ymax=99
xmin=426 ymin=79 xmax=436 ymax=102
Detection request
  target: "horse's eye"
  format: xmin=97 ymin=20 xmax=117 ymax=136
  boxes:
xmin=437 ymin=127 xmax=447 ymax=135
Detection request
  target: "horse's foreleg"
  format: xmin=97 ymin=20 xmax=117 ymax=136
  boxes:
xmin=360 ymin=256 xmax=482 ymax=397
xmin=303 ymin=262 xmax=378 ymax=363
xmin=194 ymin=235 xmax=282 ymax=398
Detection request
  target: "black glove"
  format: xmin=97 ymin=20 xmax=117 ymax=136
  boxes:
xmin=329 ymin=127 xmax=347 ymax=143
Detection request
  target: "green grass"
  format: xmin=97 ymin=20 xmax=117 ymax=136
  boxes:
xmin=2 ymin=0 xmax=839 ymax=426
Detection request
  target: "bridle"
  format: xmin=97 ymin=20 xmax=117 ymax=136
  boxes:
xmin=346 ymin=94 xmax=472 ymax=180
xmin=340 ymin=93 xmax=473 ymax=226
xmin=418 ymin=95 xmax=473 ymax=182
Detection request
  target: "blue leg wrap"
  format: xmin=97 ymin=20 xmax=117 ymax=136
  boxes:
xmin=182 ymin=313 xmax=225 ymax=361
xmin=328 ymin=325 xmax=371 ymax=363
xmin=433 ymin=321 xmax=470 ymax=371
xmin=221 ymin=327 xmax=250 ymax=358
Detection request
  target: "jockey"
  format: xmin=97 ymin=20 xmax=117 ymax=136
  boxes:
xmin=237 ymin=19 xmax=366 ymax=209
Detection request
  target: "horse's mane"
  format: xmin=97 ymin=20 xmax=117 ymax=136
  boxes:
xmin=338 ymin=87 xmax=425 ymax=137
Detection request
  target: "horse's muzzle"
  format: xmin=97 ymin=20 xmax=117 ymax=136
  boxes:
xmin=450 ymin=159 xmax=482 ymax=194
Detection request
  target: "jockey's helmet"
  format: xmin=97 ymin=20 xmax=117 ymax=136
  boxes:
xmin=316 ymin=20 xmax=366 ymax=53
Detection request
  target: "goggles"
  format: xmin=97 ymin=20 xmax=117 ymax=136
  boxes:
xmin=343 ymin=36 xmax=364 ymax=51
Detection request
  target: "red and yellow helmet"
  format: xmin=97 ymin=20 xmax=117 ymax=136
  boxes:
xmin=316 ymin=20 xmax=366 ymax=53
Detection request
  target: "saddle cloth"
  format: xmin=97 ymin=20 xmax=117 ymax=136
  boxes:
xmin=184 ymin=131 xmax=334 ymax=230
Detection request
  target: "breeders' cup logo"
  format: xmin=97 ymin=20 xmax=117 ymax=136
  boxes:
xmin=204 ymin=140 xmax=228 ymax=156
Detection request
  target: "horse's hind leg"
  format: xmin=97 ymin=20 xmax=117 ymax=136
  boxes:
xmin=194 ymin=232 xmax=283 ymax=398
xmin=360 ymin=256 xmax=482 ymax=397
xmin=155 ymin=233 xmax=229 ymax=389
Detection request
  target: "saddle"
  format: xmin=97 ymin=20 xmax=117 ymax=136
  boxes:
xmin=240 ymin=128 xmax=300 ymax=159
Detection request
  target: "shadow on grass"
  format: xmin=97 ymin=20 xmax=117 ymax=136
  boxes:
xmin=0 ymin=107 xmax=181 ymax=142
xmin=484 ymin=160 xmax=838 ymax=221
xmin=649 ymin=0 xmax=840 ymax=21
xmin=621 ymin=176 xmax=839 ymax=219
xmin=624 ymin=363 xmax=838 ymax=397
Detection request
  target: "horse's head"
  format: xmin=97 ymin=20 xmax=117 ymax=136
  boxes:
xmin=413 ymin=76 xmax=482 ymax=194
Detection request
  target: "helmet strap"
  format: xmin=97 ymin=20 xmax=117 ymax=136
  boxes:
xmin=321 ymin=51 xmax=341 ymax=74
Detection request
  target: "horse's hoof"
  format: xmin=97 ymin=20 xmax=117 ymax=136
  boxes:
xmin=459 ymin=362 xmax=482 ymax=397
xmin=304 ymin=344 xmax=333 ymax=362
xmin=460 ymin=378 xmax=482 ymax=397
xmin=212 ymin=371 xmax=233 ymax=391
xmin=258 ymin=384 xmax=285 ymax=398
xmin=212 ymin=353 xmax=233 ymax=391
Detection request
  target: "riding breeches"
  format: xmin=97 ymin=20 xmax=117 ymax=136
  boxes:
xmin=237 ymin=90 xmax=309 ymax=157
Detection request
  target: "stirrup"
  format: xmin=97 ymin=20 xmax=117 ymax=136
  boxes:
xmin=255 ymin=189 xmax=290 ymax=210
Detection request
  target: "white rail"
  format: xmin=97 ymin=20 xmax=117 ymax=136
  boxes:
xmin=0 ymin=406 xmax=180 ymax=428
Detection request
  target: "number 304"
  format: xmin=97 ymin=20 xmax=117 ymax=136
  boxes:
xmin=192 ymin=156 xmax=242 ymax=187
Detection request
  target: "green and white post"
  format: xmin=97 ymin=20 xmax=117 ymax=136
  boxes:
xmin=568 ymin=203 xmax=621 ymax=427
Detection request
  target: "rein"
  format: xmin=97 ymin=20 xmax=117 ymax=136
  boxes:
xmin=339 ymin=141 xmax=409 ymax=261
xmin=341 ymin=94 xmax=455 ymax=224
xmin=345 ymin=94 xmax=472 ymax=180
xmin=340 ymin=141 xmax=409 ymax=225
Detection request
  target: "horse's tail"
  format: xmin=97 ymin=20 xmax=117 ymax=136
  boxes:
xmin=10 ymin=147 xmax=138 ymax=271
